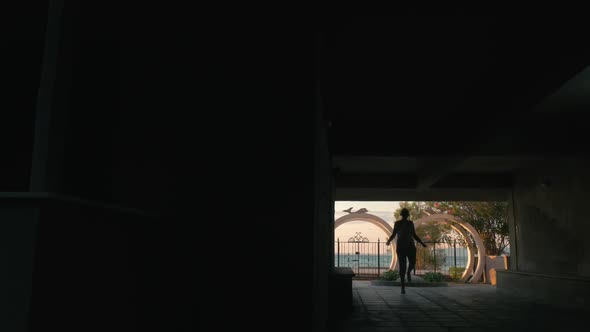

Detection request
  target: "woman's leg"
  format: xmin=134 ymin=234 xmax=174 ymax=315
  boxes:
xmin=397 ymin=250 xmax=408 ymax=294
xmin=407 ymin=245 xmax=417 ymax=282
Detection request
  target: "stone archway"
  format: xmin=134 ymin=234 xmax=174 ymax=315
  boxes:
xmin=414 ymin=214 xmax=485 ymax=283
xmin=334 ymin=213 xmax=398 ymax=271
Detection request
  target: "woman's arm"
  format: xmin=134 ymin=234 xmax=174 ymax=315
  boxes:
xmin=386 ymin=223 xmax=399 ymax=245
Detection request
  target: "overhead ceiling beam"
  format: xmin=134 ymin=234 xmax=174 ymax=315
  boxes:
xmin=335 ymin=174 xmax=416 ymax=189
xmin=431 ymin=173 xmax=513 ymax=188
xmin=334 ymin=187 xmax=510 ymax=202
xmin=416 ymin=157 xmax=468 ymax=190
xmin=338 ymin=173 xmax=513 ymax=190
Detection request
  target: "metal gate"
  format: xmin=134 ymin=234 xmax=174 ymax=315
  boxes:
xmin=335 ymin=233 xmax=469 ymax=279
xmin=334 ymin=233 xmax=391 ymax=279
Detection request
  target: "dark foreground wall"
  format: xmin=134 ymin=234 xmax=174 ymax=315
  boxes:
xmin=0 ymin=195 xmax=169 ymax=332
xmin=5 ymin=1 xmax=323 ymax=329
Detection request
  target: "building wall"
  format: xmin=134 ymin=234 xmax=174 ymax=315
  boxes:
xmin=512 ymin=157 xmax=590 ymax=277
xmin=0 ymin=205 xmax=40 ymax=332
xmin=498 ymin=157 xmax=590 ymax=307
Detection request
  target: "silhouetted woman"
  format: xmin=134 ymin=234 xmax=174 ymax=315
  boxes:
xmin=386 ymin=208 xmax=427 ymax=294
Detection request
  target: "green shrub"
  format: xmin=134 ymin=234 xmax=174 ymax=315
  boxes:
xmin=380 ymin=270 xmax=400 ymax=281
xmin=423 ymin=272 xmax=444 ymax=282
xmin=448 ymin=267 xmax=465 ymax=281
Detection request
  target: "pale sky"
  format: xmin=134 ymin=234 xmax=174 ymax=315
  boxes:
xmin=334 ymin=201 xmax=401 ymax=242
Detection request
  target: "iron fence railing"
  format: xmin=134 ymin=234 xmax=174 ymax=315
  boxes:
xmin=335 ymin=238 xmax=469 ymax=279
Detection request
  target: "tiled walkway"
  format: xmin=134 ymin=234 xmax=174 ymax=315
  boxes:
xmin=334 ymin=280 xmax=589 ymax=332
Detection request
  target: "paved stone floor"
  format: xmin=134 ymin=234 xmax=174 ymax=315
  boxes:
xmin=334 ymin=280 xmax=590 ymax=332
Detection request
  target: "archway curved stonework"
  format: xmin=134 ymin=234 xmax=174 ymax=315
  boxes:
xmin=414 ymin=214 xmax=485 ymax=283
xmin=334 ymin=213 xmax=485 ymax=283
xmin=334 ymin=213 xmax=398 ymax=271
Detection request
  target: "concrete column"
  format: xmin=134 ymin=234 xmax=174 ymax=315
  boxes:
xmin=507 ymin=189 xmax=519 ymax=270
xmin=313 ymin=79 xmax=332 ymax=332
xmin=29 ymin=0 xmax=69 ymax=193
xmin=2 ymin=1 xmax=68 ymax=330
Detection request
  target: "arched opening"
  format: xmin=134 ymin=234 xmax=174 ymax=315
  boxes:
xmin=334 ymin=213 xmax=398 ymax=274
xmin=415 ymin=214 xmax=485 ymax=283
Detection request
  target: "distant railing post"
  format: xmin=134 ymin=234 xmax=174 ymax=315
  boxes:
xmin=377 ymin=239 xmax=380 ymax=277
xmin=423 ymin=246 xmax=426 ymax=274
xmin=433 ymin=242 xmax=437 ymax=273
xmin=337 ymin=238 xmax=340 ymax=267
xmin=356 ymin=241 xmax=360 ymax=276
xmin=453 ymin=239 xmax=457 ymax=268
